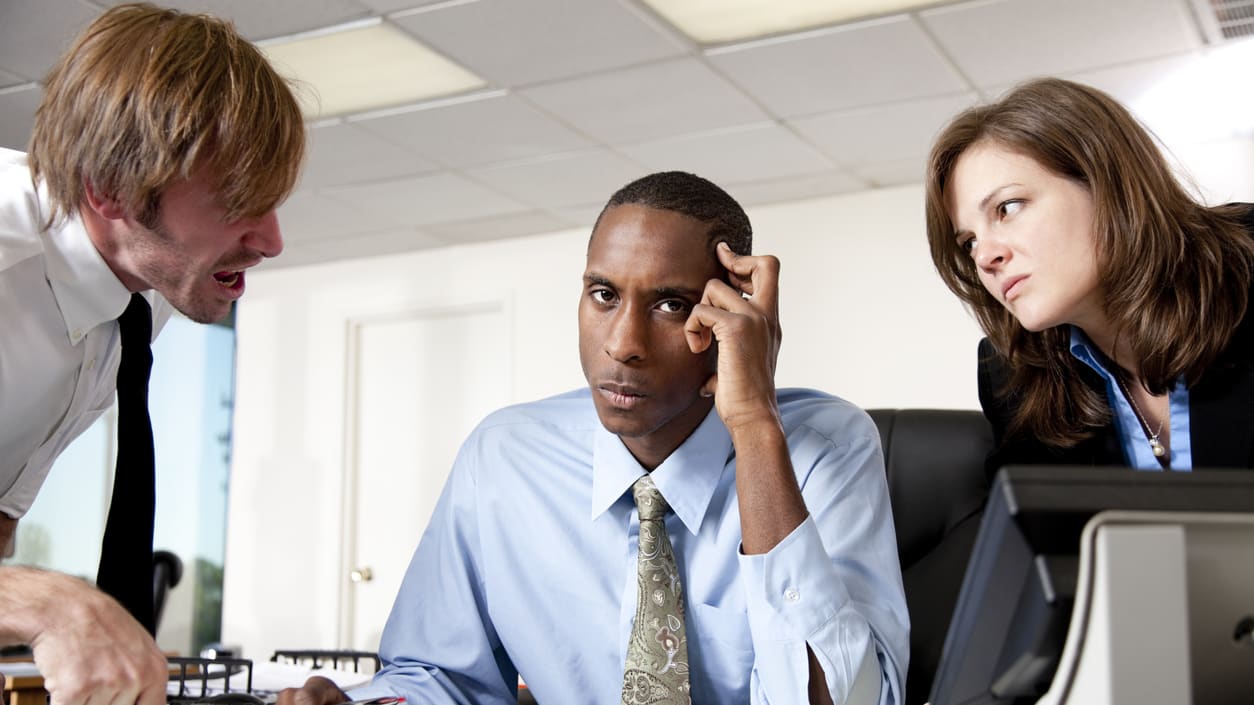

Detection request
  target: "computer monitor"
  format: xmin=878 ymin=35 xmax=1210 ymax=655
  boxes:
xmin=929 ymin=466 xmax=1254 ymax=705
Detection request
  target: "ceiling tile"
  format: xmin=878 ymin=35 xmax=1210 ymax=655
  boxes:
xmin=278 ymin=190 xmax=400 ymax=243
xmin=326 ymin=171 xmax=529 ymax=226
xmin=467 ymin=149 xmax=644 ymax=209
xmin=4 ymin=0 xmax=1226 ymax=271
xmin=126 ymin=0 xmax=372 ymax=40
xmin=922 ymin=0 xmax=1203 ymax=88
xmin=424 ymin=210 xmax=572 ymax=245
xmin=300 ymin=121 xmax=436 ymax=190
xmin=305 ymin=227 xmax=446 ymax=262
xmin=1061 ymin=52 xmax=1201 ymax=109
xmin=357 ymin=0 xmax=448 ymax=14
xmin=547 ymin=202 xmax=606 ymax=230
xmin=850 ymin=158 xmax=926 ymax=188
xmin=351 ymin=92 xmax=594 ymax=168
xmin=707 ymin=15 xmax=968 ymax=118
xmin=0 ymin=0 xmax=100 ymax=81
xmin=0 ymin=69 xmax=26 ymax=89
xmin=790 ymin=92 xmax=977 ymax=167
xmin=0 ymin=85 xmax=42 ymax=151
xmin=520 ymin=57 xmax=769 ymax=144
xmin=619 ymin=123 xmax=837 ymax=185
xmin=390 ymin=0 xmax=685 ymax=87
xmin=728 ymin=170 xmax=867 ymax=209
xmin=256 ymin=243 xmax=335 ymax=270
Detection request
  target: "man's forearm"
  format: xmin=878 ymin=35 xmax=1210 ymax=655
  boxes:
xmin=732 ymin=422 xmax=887 ymax=704
xmin=732 ymin=418 xmax=807 ymax=555
xmin=0 ymin=565 xmax=57 ymax=646
xmin=731 ymin=421 xmax=837 ymax=704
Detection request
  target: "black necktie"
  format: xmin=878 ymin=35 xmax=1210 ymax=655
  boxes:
xmin=97 ymin=293 xmax=156 ymax=635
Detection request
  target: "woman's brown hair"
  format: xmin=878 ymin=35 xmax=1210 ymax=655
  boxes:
xmin=925 ymin=77 xmax=1254 ymax=448
xmin=28 ymin=3 xmax=305 ymax=230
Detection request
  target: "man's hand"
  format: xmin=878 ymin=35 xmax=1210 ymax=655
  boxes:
xmin=683 ymin=242 xmax=783 ymax=432
xmin=275 ymin=676 xmax=351 ymax=705
xmin=0 ymin=567 xmax=168 ymax=705
xmin=686 ymin=243 xmax=802 ymax=556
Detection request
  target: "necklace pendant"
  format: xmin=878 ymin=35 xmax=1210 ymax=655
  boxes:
xmin=1150 ymin=437 xmax=1167 ymax=458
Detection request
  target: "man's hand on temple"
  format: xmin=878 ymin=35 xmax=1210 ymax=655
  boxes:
xmin=684 ymin=242 xmax=784 ymax=432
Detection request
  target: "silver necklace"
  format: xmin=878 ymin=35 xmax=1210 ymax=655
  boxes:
xmin=1113 ymin=373 xmax=1167 ymax=461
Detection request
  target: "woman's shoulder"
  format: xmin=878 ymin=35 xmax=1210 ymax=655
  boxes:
xmin=976 ymin=338 xmax=1005 ymax=370
xmin=976 ymin=338 xmax=1012 ymax=408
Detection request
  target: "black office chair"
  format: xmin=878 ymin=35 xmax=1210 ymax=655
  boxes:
xmin=868 ymin=409 xmax=994 ymax=705
xmin=153 ymin=549 xmax=184 ymax=633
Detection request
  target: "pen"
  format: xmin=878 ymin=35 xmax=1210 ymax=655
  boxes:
xmin=335 ymin=698 xmax=405 ymax=705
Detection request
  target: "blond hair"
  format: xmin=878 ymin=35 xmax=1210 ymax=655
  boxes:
xmin=29 ymin=2 xmax=305 ymax=230
xmin=925 ymin=78 xmax=1254 ymax=448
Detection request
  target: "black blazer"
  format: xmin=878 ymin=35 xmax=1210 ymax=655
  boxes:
xmin=978 ymin=205 xmax=1254 ymax=478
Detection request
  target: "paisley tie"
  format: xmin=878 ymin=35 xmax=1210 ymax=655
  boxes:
xmin=621 ymin=475 xmax=690 ymax=705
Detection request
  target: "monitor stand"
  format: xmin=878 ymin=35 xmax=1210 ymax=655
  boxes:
xmin=1037 ymin=511 xmax=1254 ymax=705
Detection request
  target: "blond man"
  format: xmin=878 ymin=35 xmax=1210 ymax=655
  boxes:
xmin=0 ymin=4 xmax=304 ymax=703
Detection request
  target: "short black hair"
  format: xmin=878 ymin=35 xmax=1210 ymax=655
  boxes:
xmin=593 ymin=171 xmax=752 ymax=255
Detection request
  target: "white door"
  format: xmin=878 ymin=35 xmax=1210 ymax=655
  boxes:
xmin=344 ymin=303 xmax=512 ymax=651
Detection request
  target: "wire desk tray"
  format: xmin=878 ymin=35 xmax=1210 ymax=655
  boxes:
xmin=167 ymin=656 xmax=261 ymax=703
xmin=270 ymin=649 xmax=381 ymax=674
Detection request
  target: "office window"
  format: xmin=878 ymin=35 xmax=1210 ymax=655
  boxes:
xmin=11 ymin=314 xmax=236 ymax=656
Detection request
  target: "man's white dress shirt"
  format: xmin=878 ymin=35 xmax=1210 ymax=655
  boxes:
xmin=0 ymin=148 xmax=170 ymax=519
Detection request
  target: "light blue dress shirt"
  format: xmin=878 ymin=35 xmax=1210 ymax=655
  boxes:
xmin=348 ymin=387 xmax=909 ymax=705
xmin=1069 ymin=326 xmax=1193 ymax=470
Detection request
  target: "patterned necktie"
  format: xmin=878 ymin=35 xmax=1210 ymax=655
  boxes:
xmin=621 ymin=475 xmax=690 ymax=705
xmin=97 ymin=293 xmax=156 ymax=635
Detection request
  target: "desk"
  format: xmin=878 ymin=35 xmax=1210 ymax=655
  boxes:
xmin=1 ymin=673 xmax=46 ymax=705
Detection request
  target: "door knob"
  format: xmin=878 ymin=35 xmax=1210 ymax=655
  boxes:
xmin=350 ymin=567 xmax=374 ymax=583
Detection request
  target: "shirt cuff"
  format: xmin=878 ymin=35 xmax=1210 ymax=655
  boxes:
xmin=345 ymin=681 xmax=398 ymax=700
xmin=738 ymin=515 xmax=850 ymax=643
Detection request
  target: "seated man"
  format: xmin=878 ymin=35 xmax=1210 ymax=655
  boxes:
xmin=281 ymin=172 xmax=908 ymax=705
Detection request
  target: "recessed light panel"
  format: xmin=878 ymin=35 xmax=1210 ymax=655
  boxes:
xmin=261 ymin=20 xmax=485 ymax=119
xmin=643 ymin=0 xmax=950 ymax=44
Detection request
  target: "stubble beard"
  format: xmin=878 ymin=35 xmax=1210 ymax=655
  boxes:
xmin=133 ymin=219 xmax=229 ymax=324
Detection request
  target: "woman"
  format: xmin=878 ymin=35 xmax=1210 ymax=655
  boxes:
xmin=925 ymin=77 xmax=1254 ymax=476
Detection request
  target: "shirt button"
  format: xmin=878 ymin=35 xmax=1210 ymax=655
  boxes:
xmin=784 ymin=588 xmax=800 ymax=603
xmin=87 ymin=357 xmax=96 ymax=370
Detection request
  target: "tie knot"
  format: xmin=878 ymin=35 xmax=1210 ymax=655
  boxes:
xmin=118 ymin=293 xmax=152 ymax=348
xmin=631 ymin=475 xmax=670 ymax=521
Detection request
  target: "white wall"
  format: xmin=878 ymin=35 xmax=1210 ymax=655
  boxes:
xmin=755 ymin=184 xmax=983 ymax=408
xmin=222 ymin=138 xmax=1254 ymax=659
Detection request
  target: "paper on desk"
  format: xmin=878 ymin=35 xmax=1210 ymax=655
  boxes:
xmin=249 ymin=661 xmax=375 ymax=691
xmin=0 ymin=661 xmax=40 ymax=678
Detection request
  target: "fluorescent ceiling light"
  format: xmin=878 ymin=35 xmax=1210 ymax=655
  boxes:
xmin=642 ymin=0 xmax=950 ymax=44
xmin=261 ymin=19 xmax=485 ymax=119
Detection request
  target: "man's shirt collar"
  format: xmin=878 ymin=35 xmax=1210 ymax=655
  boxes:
xmin=589 ymin=406 xmax=733 ymax=536
xmin=43 ymin=205 xmax=132 ymax=345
